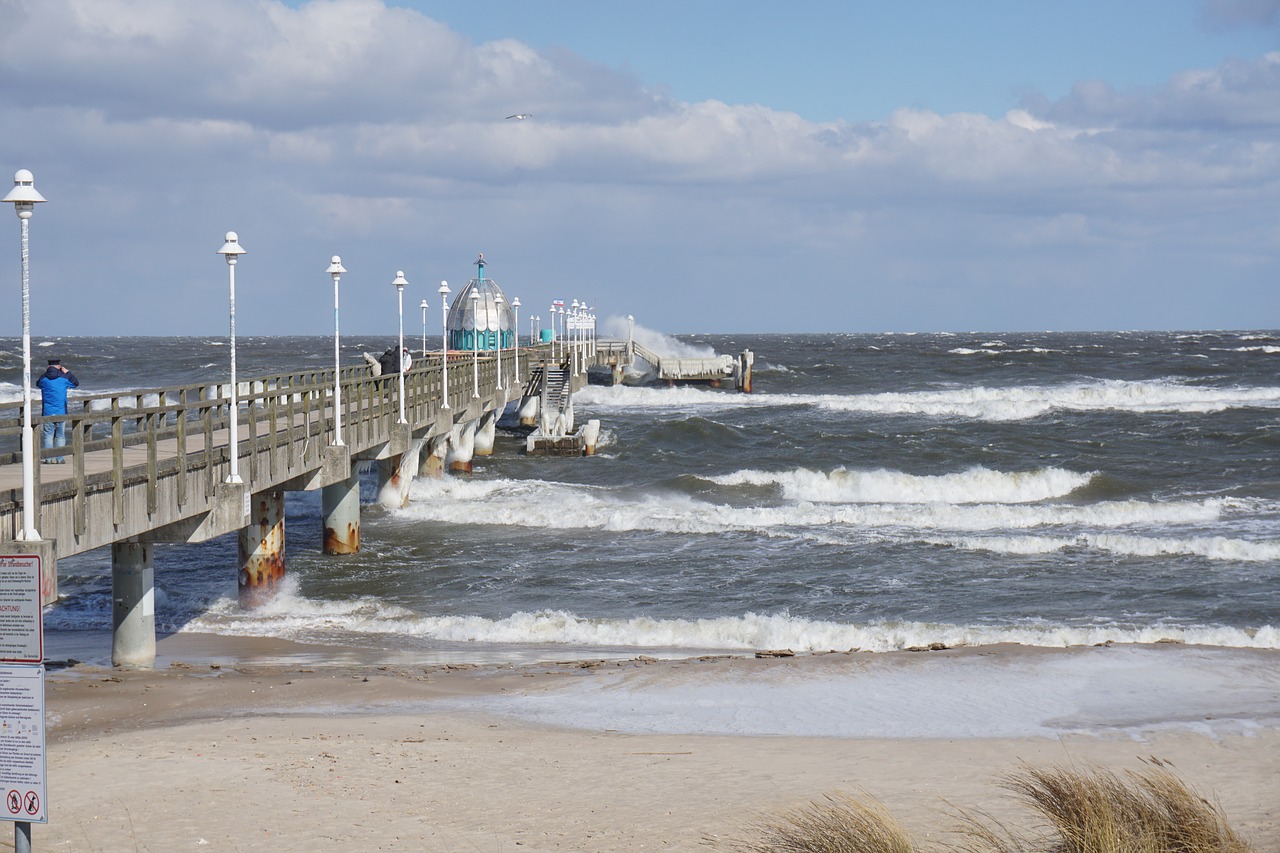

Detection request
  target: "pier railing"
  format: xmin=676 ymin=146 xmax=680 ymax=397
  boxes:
xmin=0 ymin=349 xmax=519 ymax=545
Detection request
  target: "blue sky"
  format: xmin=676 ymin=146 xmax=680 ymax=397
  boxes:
xmin=1 ymin=0 xmax=1278 ymax=335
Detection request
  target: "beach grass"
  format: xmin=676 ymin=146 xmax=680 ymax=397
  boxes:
xmin=711 ymin=762 xmax=1255 ymax=853
xmin=709 ymin=791 xmax=916 ymax=853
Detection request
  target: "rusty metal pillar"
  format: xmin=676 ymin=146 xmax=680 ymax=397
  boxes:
xmin=474 ymin=409 xmax=498 ymax=457
xmin=321 ymin=471 xmax=360 ymax=554
xmin=111 ymin=539 xmax=156 ymax=668
xmin=447 ymin=420 xmax=477 ymax=473
xmin=238 ymin=490 xmax=285 ymax=608
xmin=418 ymin=435 xmax=446 ymax=478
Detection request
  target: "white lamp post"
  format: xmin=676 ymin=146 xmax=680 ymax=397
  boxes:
xmin=470 ymin=288 xmax=481 ymax=398
xmin=419 ymin=298 xmax=429 ymax=358
xmin=438 ymin=280 xmax=451 ymax=410
xmin=549 ymin=305 xmax=556 ymax=359
xmin=327 ymin=255 xmax=346 ymax=445
xmin=627 ymin=313 xmax=635 ymax=361
xmin=494 ymin=291 xmax=505 ymax=391
xmin=511 ymin=297 xmax=521 ymax=391
xmin=216 ymin=232 xmax=246 ymax=484
xmin=3 ymin=169 xmax=46 ymax=540
xmin=392 ymin=270 xmax=408 ymax=423
xmin=573 ymin=300 xmax=583 ymax=376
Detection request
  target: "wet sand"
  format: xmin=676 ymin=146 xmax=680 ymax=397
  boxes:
xmin=38 ymin=634 xmax=1280 ymax=851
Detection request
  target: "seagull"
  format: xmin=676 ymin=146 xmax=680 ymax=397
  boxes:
xmin=506 ymin=113 xmax=532 ymax=120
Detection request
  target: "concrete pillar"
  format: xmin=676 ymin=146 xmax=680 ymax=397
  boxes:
xmin=474 ymin=409 xmax=498 ymax=457
xmin=238 ymin=490 xmax=285 ymax=609
xmin=111 ymin=540 xmax=156 ymax=668
xmin=738 ymin=349 xmax=754 ymax=393
xmin=321 ymin=472 xmax=360 ymax=555
xmin=448 ymin=420 xmax=477 ymax=472
xmin=518 ymin=394 xmax=540 ymax=426
xmin=582 ymin=419 xmax=601 ymax=456
xmin=418 ymin=435 xmax=447 ymax=478
xmin=376 ymin=439 xmax=422 ymax=509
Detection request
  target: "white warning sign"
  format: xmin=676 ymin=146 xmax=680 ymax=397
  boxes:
xmin=0 ymin=665 xmax=46 ymax=823
xmin=0 ymin=556 xmax=43 ymax=664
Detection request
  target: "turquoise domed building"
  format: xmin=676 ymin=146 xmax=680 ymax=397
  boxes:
xmin=447 ymin=253 xmax=514 ymax=352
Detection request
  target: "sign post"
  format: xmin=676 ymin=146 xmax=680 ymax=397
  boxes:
xmin=0 ymin=555 xmax=47 ymax=850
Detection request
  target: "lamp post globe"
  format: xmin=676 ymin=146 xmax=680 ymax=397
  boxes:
xmin=391 ymin=271 xmax=409 ymax=423
xmin=216 ymin=231 xmax=246 ymax=484
xmin=470 ymin=288 xmax=481 ymax=398
xmin=3 ymin=169 xmax=47 ymax=540
xmin=327 ymin=255 xmax=347 ymax=445
xmin=438 ymin=280 xmax=451 ymax=410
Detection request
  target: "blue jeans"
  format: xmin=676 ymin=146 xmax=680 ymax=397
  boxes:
xmin=42 ymin=419 xmax=66 ymax=463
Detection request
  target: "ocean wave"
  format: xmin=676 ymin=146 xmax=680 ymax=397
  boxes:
xmin=401 ymin=475 xmax=1256 ymax=556
xmin=706 ymin=465 xmax=1095 ymax=504
xmin=929 ymin=531 xmax=1280 ymax=561
xmin=575 ymin=379 xmax=1280 ymax=421
xmin=180 ymin=597 xmax=1280 ymax=653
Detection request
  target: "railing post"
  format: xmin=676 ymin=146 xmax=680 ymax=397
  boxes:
xmin=111 ymin=398 xmax=124 ymax=525
xmin=176 ymin=388 xmax=188 ymax=508
xmin=145 ymin=408 xmax=158 ymax=515
xmin=72 ymin=415 xmax=86 ymax=536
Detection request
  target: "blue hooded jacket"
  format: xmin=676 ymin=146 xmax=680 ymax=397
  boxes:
xmin=37 ymin=364 xmax=79 ymax=415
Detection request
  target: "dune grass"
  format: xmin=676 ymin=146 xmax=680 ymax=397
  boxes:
xmin=709 ymin=791 xmax=917 ymax=853
xmin=709 ymin=761 xmax=1256 ymax=853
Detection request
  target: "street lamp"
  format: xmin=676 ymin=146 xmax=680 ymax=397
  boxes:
xmin=571 ymin=300 xmax=581 ymax=376
xmin=511 ymin=297 xmax=521 ymax=392
xmin=3 ymin=169 xmax=46 ymax=540
xmin=392 ymin=270 xmax=408 ymax=424
xmin=494 ymin=291 xmax=505 ymax=391
xmin=627 ymin=314 xmax=635 ymax=360
xmin=216 ymin=232 xmax=246 ymax=484
xmin=327 ymin=255 xmax=346 ymax=445
xmin=438 ymin=280 xmax=451 ymax=410
xmin=470 ymin=288 xmax=481 ymax=398
xmin=419 ymin=298 xmax=429 ymax=358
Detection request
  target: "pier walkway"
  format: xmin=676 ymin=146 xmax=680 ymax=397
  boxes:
xmin=1 ymin=343 xmax=623 ymax=664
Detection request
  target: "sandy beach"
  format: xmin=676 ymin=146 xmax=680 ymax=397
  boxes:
xmin=33 ymin=635 xmax=1280 ymax=851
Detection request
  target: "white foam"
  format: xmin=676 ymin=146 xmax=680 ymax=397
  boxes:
xmin=574 ymin=379 xmax=1280 ymax=421
xmin=401 ymin=473 xmax=1257 ymax=559
xmin=708 ymin=466 xmax=1095 ymax=505
xmin=182 ymin=594 xmax=1280 ymax=655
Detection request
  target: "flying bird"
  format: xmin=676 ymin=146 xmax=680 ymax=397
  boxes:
xmin=506 ymin=113 xmax=532 ymax=120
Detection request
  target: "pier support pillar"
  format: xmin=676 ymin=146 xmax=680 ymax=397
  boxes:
xmin=448 ymin=420 xmax=477 ymax=472
xmin=582 ymin=419 xmax=601 ymax=456
xmin=474 ymin=410 xmax=498 ymax=457
xmin=517 ymin=394 xmax=540 ymax=427
xmin=111 ymin=540 xmax=156 ymax=668
xmin=377 ymin=440 xmax=422 ymax=509
xmin=737 ymin=349 xmax=754 ymax=393
xmin=321 ymin=471 xmax=360 ymax=554
xmin=418 ymin=435 xmax=447 ymax=478
xmin=238 ymin=490 xmax=285 ymax=609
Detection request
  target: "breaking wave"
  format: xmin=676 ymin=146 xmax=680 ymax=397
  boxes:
xmin=182 ymin=594 xmax=1280 ymax=653
xmin=576 ymin=379 xmax=1280 ymax=421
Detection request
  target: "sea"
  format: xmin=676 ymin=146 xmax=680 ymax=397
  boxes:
xmin=4 ymin=329 xmax=1280 ymax=736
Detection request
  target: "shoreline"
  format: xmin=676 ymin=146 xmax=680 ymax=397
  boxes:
xmin=40 ymin=635 xmax=1280 ymax=850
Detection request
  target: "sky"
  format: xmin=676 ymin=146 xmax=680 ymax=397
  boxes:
xmin=1 ymin=0 xmax=1278 ymax=336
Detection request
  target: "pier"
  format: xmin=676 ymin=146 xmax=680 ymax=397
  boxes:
xmin=0 ymin=343 xmax=611 ymax=666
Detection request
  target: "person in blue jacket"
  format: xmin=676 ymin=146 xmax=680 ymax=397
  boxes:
xmin=36 ymin=358 xmax=78 ymax=463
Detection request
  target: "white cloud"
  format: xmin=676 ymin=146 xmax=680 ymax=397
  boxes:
xmin=0 ymin=0 xmax=1276 ymax=334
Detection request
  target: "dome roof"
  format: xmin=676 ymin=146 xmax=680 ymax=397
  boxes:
xmin=446 ymin=254 xmax=514 ymax=350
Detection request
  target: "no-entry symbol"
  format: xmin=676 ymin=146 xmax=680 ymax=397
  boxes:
xmin=23 ymin=792 xmax=38 ymax=816
xmin=6 ymin=791 xmax=19 ymax=815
